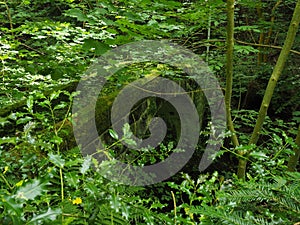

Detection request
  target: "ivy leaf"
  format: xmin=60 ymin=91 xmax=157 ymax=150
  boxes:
xmin=15 ymin=179 xmax=45 ymax=201
xmin=64 ymin=8 xmax=88 ymax=22
xmin=82 ymin=39 xmax=111 ymax=55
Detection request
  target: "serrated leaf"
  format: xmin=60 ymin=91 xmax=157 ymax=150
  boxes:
xmin=80 ymin=156 xmax=92 ymax=175
xmin=235 ymin=144 xmax=256 ymax=151
xmin=249 ymin=151 xmax=268 ymax=159
xmin=15 ymin=179 xmax=45 ymax=201
xmin=28 ymin=208 xmax=61 ymax=223
xmin=50 ymin=135 xmax=63 ymax=144
xmin=273 ymin=134 xmax=283 ymax=145
xmin=48 ymin=153 xmax=65 ymax=168
xmin=53 ymin=102 xmax=67 ymax=110
xmin=84 ymin=182 xmax=98 ymax=196
xmin=50 ymin=91 xmax=61 ymax=101
xmin=0 ymin=137 xmax=17 ymax=145
xmin=26 ymin=95 xmax=34 ymax=111
xmin=124 ymin=138 xmax=137 ymax=147
xmin=1 ymin=195 xmax=23 ymax=216
xmin=16 ymin=116 xmax=32 ymax=125
xmin=122 ymin=123 xmax=133 ymax=139
xmin=65 ymin=172 xmax=79 ymax=188
xmin=65 ymin=157 xmax=82 ymax=167
xmin=0 ymin=116 xmax=10 ymax=127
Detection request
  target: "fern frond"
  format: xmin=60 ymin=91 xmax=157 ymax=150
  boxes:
xmin=191 ymin=206 xmax=253 ymax=225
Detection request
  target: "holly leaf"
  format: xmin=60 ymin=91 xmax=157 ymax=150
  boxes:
xmin=15 ymin=179 xmax=46 ymax=201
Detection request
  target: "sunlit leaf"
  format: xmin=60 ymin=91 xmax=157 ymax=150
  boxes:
xmin=48 ymin=153 xmax=65 ymax=168
xmin=15 ymin=179 xmax=45 ymax=201
xmin=29 ymin=208 xmax=61 ymax=223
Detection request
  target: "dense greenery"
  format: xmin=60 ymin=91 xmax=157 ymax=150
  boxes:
xmin=0 ymin=0 xmax=300 ymax=224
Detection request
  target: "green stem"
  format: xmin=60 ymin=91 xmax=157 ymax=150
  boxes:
xmin=0 ymin=173 xmax=13 ymax=190
xmin=287 ymin=124 xmax=300 ymax=171
xmin=225 ymin=0 xmax=244 ymax=178
xmin=60 ymin=167 xmax=64 ymax=224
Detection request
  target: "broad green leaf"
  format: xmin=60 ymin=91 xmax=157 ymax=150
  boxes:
xmin=16 ymin=116 xmax=32 ymax=125
xmin=64 ymin=8 xmax=88 ymax=22
xmin=124 ymin=138 xmax=137 ymax=147
xmin=80 ymin=156 xmax=92 ymax=175
xmin=50 ymin=91 xmax=61 ymax=101
xmin=65 ymin=157 xmax=82 ymax=167
xmin=84 ymin=182 xmax=98 ymax=196
xmin=273 ymin=134 xmax=283 ymax=145
xmin=110 ymin=195 xmax=121 ymax=212
xmin=122 ymin=123 xmax=133 ymax=139
xmin=249 ymin=151 xmax=268 ymax=160
xmin=48 ymin=153 xmax=65 ymax=168
xmin=292 ymin=111 xmax=300 ymax=122
xmin=65 ymin=172 xmax=79 ymax=188
xmin=235 ymin=25 xmax=260 ymax=32
xmin=109 ymin=129 xmax=119 ymax=140
xmin=0 ymin=137 xmax=17 ymax=145
xmin=53 ymin=102 xmax=67 ymax=110
xmin=1 ymin=195 xmax=23 ymax=217
xmin=0 ymin=116 xmax=10 ymax=127
xmin=235 ymin=144 xmax=256 ymax=151
xmin=15 ymin=179 xmax=45 ymax=201
xmin=82 ymin=39 xmax=111 ymax=55
xmin=50 ymin=135 xmax=63 ymax=145
xmin=28 ymin=208 xmax=61 ymax=223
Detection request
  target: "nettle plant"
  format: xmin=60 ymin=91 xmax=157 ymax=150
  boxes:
xmin=0 ymin=90 xmax=172 ymax=224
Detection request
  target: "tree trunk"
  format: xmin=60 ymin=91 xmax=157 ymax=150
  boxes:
xmin=225 ymin=0 xmax=246 ymax=178
xmin=238 ymin=0 xmax=300 ymax=179
xmin=257 ymin=0 xmax=265 ymax=65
